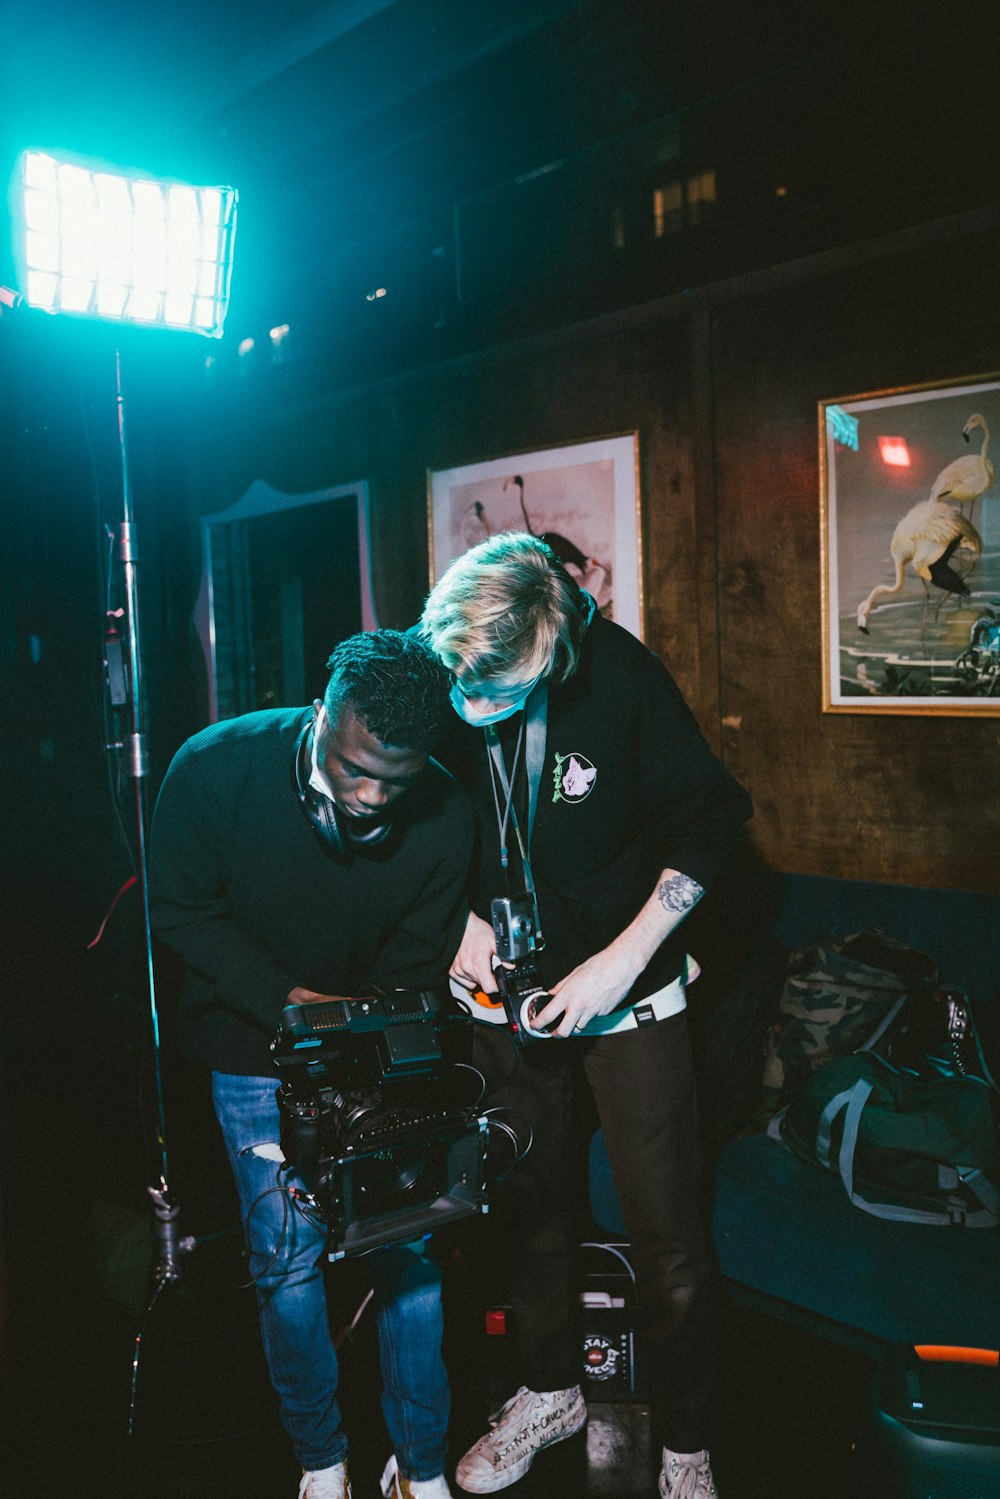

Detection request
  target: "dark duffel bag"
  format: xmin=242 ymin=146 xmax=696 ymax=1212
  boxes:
xmin=772 ymin=1049 xmax=1000 ymax=1228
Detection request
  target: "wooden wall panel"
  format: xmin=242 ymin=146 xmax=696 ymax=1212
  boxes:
xmin=710 ymin=235 xmax=1000 ymax=892
xmin=295 ymin=319 xmax=700 ymax=691
xmin=206 ymin=222 xmax=1000 ymax=894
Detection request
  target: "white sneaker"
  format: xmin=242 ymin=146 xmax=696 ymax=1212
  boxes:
xmin=659 ymin=1447 xmax=718 ymax=1499
xmin=380 ymin=1453 xmax=453 ymax=1498
xmin=299 ymin=1461 xmax=351 ymax=1499
xmin=455 ymin=1384 xmax=587 ymax=1493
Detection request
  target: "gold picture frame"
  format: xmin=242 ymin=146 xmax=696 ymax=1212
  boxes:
xmin=820 ymin=373 xmax=1000 ymax=715
xmin=427 ymin=433 xmax=644 ymax=640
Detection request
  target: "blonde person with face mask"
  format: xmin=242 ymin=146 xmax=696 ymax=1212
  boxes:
xmin=421 ymin=535 xmax=752 ymax=1499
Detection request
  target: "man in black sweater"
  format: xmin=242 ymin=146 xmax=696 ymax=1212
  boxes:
xmin=420 ymin=535 xmax=752 ymax=1499
xmin=150 ymin=631 xmax=473 ymax=1499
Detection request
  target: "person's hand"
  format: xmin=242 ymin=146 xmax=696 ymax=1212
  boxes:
xmin=531 ymin=939 xmax=643 ymax=1039
xmin=286 ymin=985 xmax=353 ymax=1005
xmin=449 ymin=911 xmax=498 ymax=996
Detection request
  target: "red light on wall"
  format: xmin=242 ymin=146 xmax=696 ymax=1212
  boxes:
xmin=878 ymin=436 xmax=911 ymax=467
xmin=485 ymin=1309 xmax=508 ymax=1336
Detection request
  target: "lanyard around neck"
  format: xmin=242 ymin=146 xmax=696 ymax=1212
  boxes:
xmin=484 ymin=680 xmax=548 ymax=942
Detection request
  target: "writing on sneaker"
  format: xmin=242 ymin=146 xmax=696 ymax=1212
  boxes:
xmin=455 ymin=1385 xmax=587 ymax=1494
xmin=299 ymin=1461 xmax=351 ymax=1499
xmin=658 ymin=1447 xmax=718 ymax=1499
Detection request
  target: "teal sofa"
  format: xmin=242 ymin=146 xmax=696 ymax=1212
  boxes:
xmin=588 ymin=871 xmax=1000 ymax=1351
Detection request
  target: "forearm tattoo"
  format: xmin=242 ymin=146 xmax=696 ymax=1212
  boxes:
xmin=657 ymin=873 xmax=704 ymax=914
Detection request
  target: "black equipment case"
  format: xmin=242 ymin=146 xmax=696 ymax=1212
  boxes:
xmin=858 ymin=1343 xmax=1000 ymax=1497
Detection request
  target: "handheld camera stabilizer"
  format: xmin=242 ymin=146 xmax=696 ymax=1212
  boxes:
xmin=487 ymin=893 xmax=694 ymax=1040
xmin=271 ymin=987 xmax=528 ymax=1259
xmin=490 ymin=893 xmax=565 ymax=1040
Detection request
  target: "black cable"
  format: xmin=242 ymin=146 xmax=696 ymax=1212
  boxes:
xmin=444 ymin=1059 xmax=488 ymax=1111
xmin=479 ymin=1022 xmax=523 ymax=1082
xmin=482 ymin=1105 xmax=533 ymax=1176
xmin=238 ymin=1183 xmax=292 ymax=1288
xmin=238 ymin=1176 xmax=328 ymax=1289
xmin=127 ymin=1273 xmax=170 ymax=1438
xmin=436 ymin=1009 xmax=523 ymax=1083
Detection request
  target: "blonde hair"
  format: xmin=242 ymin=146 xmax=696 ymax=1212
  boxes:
xmin=421 ymin=532 xmax=587 ymax=687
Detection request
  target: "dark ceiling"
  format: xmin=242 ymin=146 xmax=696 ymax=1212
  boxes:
xmin=2 ymin=0 xmax=997 ymax=383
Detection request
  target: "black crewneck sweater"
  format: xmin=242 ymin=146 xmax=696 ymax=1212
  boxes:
xmin=149 ymin=707 xmax=473 ymax=1075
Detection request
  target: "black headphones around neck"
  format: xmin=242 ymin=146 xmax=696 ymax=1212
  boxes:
xmin=292 ymin=716 xmax=393 ymax=860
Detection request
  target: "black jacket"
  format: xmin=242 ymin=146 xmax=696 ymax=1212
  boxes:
xmin=434 ymin=615 xmax=752 ymax=1000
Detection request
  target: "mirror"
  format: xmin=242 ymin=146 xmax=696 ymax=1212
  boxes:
xmin=195 ymin=479 xmax=378 ymax=722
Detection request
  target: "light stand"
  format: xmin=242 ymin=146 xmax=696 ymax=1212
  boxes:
xmin=12 ymin=149 xmax=238 ymax=1435
xmin=114 ymin=346 xmax=196 ymax=1281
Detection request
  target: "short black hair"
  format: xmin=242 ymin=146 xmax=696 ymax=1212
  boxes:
xmin=323 ymin=630 xmax=450 ymax=749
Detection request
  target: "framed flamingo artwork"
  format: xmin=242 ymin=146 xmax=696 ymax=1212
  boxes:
xmin=820 ymin=373 xmax=1000 ymax=715
xmin=427 ymin=433 xmax=643 ymax=640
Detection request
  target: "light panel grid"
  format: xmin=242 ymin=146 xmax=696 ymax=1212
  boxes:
xmin=19 ymin=152 xmax=238 ymax=337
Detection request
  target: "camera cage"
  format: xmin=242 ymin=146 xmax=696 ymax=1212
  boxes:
xmin=271 ymin=987 xmax=505 ymax=1259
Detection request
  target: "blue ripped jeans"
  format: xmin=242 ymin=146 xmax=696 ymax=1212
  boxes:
xmin=212 ymin=1072 xmax=450 ymax=1479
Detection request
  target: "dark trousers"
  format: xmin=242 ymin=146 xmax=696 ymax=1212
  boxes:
xmin=474 ymin=1011 xmax=714 ymax=1453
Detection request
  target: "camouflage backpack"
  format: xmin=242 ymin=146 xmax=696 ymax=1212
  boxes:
xmin=761 ymin=929 xmax=941 ymax=1111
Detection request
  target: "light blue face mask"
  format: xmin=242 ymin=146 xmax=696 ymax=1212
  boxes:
xmin=449 ymin=671 xmax=543 ymax=726
xmin=449 ymin=591 xmax=594 ymax=726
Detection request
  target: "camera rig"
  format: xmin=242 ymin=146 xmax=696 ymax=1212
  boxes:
xmin=271 ymin=988 xmax=517 ymax=1259
xmin=490 ymin=893 xmax=565 ymax=1039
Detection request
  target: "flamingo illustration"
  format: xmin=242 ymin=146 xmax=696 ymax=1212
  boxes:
xmin=502 ymin=474 xmax=612 ymax=607
xmin=856 ymin=498 xmax=982 ymax=633
xmin=928 ymin=413 xmax=994 ymax=525
xmin=459 ymin=500 xmax=492 ymax=549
